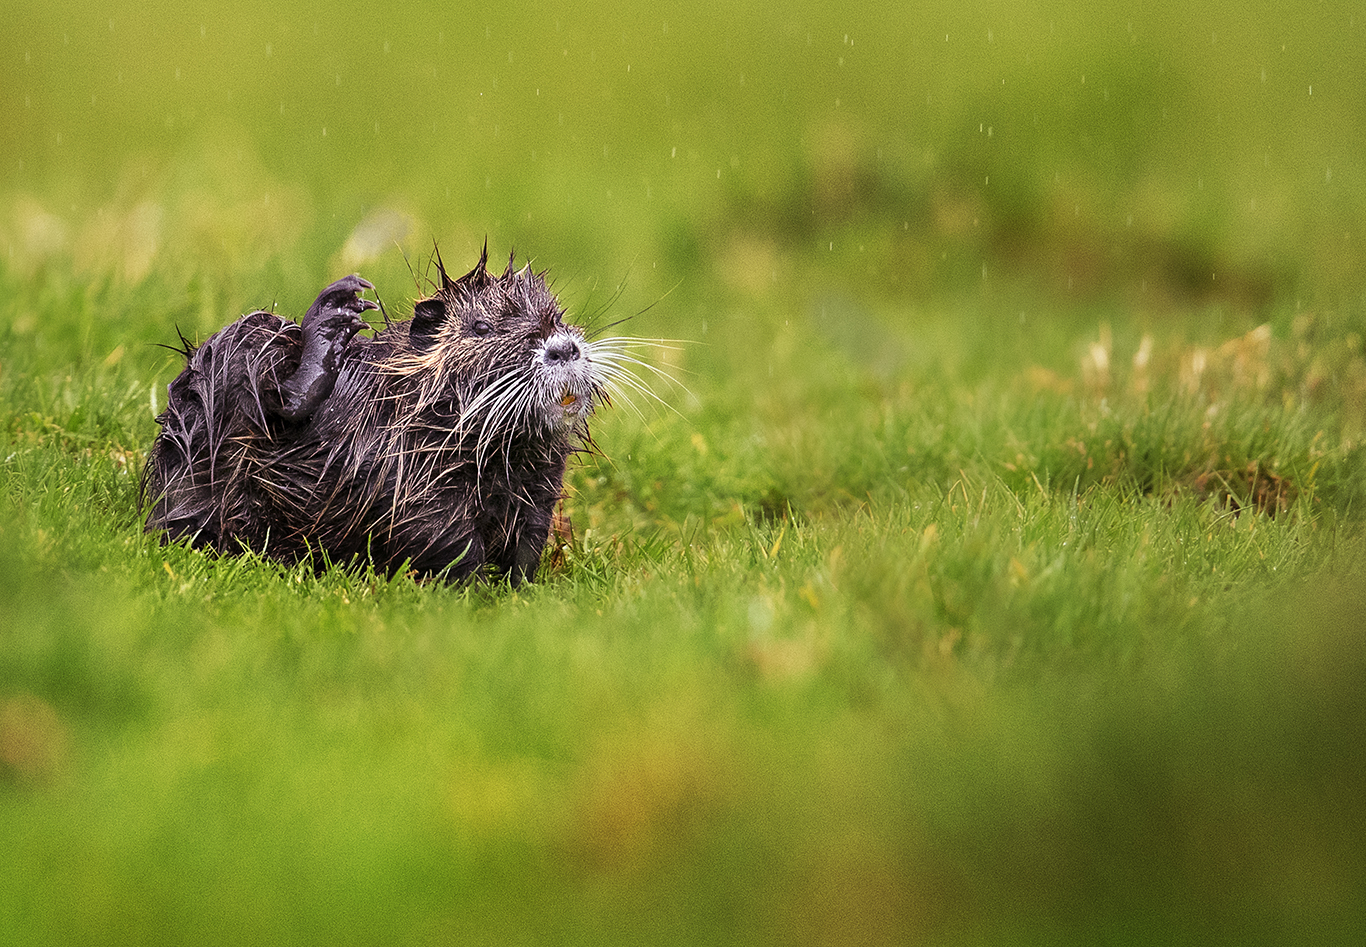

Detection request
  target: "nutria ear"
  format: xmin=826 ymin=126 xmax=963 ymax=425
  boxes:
xmin=410 ymin=297 xmax=446 ymax=351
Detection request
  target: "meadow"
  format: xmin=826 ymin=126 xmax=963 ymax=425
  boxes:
xmin=3 ymin=1 xmax=1365 ymax=944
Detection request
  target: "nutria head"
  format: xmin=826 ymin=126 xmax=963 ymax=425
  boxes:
xmin=397 ymin=245 xmax=600 ymax=440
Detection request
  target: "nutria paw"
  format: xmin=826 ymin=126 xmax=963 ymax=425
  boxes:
xmin=278 ymin=275 xmax=378 ymax=420
xmin=303 ymin=274 xmax=379 ymax=344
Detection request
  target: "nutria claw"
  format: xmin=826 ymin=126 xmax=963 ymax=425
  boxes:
xmin=303 ymin=274 xmax=379 ymax=341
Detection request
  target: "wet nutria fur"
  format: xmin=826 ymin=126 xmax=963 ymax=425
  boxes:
xmin=142 ymin=247 xmax=634 ymax=582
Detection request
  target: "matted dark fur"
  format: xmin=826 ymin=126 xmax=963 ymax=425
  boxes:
xmin=142 ymin=247 xmax=639 ymax=582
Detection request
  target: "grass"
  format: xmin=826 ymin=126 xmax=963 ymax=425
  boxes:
xmin=4 ymin=1 xmax=1366 ymax=944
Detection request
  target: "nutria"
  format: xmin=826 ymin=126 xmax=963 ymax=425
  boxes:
xmin=142 ymin=246 xmax=642 ymax=582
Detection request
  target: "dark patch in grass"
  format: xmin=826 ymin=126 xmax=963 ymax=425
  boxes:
xmin=1191 ymin=461 xmax=1297 ymax=518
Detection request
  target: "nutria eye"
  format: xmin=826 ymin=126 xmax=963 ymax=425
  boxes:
xmin=471 ymin=320 xmax=491 ymax=337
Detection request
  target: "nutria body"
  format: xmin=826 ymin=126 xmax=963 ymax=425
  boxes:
xmin=142 ymin=248 xmax=614 ymax=582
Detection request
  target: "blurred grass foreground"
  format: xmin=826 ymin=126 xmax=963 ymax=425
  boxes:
xmin=3 ymin=1 xmax=1366 ymax=945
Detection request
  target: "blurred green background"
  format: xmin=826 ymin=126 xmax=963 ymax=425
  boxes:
xmin=4 ymin=2 xmax=1366 ymax=945
xmin=6 ymin=0 xmax=1364 ymax=316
